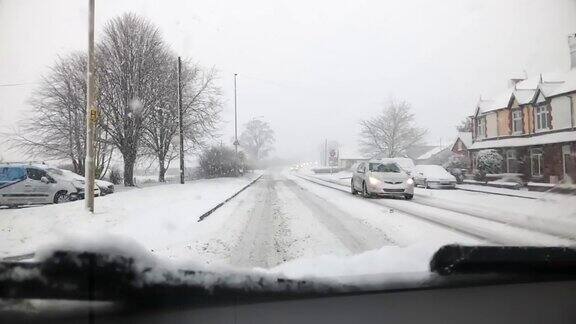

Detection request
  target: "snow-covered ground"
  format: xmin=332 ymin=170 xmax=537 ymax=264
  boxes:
xmin=0 ymin=174 xmax=261 ymax=260
xmin=1 ymin=169 xmax=575 ymax=281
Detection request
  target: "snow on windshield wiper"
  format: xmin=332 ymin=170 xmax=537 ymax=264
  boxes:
xmin=0 ymin=250 xmax=346 ymax=303
xmin=430 ymin=244 xmax=576 ymax=275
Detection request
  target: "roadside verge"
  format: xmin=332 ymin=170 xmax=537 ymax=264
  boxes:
xmin=197 ymin=174 xmax=263 ymax=222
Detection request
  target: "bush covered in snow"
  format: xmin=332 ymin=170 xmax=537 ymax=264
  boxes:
xmin=476 ymin=149 xmax=503 ymax=175
xmin=444 ymin=154 xmax=470 ymax=171
xmin=472 ymin=149 xmax=504 ymax=182
xmin=198 ymin=145 xmax=241 ymax=178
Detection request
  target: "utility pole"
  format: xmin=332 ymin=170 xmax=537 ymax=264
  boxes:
xmin=84 ymin=0 xmax=96 ymax=212
xmin=178 ymin=56 xmax=185 ymax=184
xmin=233 ymin=73 xmax=239 ymax=173
xmin=324 ymin=139 xmax=328 ymax=167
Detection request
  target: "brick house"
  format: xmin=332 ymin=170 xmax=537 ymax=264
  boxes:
xmin=468 ymin=35 xmax=576 ymax=183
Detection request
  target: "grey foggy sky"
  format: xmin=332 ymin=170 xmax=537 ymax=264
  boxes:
xmin=1 ymin=0 xmax=576 ymax=162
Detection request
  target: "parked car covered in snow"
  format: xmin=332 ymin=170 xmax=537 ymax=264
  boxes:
xmin=413 ymin=165 xmax=457 ymax=189
xmin=0 ymin=164 xmax=78 ymax=207
xmin=96 ymin=179 xmax=115 ymax=196
xmin=45 ymin=168 xmax=101 ymax=199
xmin=351 ymin=160 xmax=414 ymax=199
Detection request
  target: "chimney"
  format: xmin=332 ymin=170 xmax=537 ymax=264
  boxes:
xmin=569 ymin=33 xmax=576 ymax=69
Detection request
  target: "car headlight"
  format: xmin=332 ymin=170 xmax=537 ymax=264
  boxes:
xmin=406 ymin=178 xmax=414 ymax=185
xmin=368 ymin=177 xmax=381 ymax=185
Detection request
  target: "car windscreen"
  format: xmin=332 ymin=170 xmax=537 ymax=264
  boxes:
xmin=0 ymin=167 xmax=26 ymax=182
xmin=369 ymin=163 xmax=400 ymax=173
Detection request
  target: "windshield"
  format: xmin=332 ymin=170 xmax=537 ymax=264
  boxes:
xmin=369 ymin=163 xmax=401 ymax=173
xmin=0 ymin=167 xmax=26 ymax=182
xmin=1 ymin=0 xmax=576 ymax=308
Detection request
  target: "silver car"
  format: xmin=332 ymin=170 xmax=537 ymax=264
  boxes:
xmin=351 ymin=161 xmax=414 ymax=199
xmin=412 ymin=165 xmax=457 ymax=189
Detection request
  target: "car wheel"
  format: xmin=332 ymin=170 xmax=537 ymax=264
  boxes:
xmin=351 ymin=180 xmax=358 ymax=195
xmin=404 ymin=194 xmax=414 ymax=200
xmin=362 ymin=182 xmax=371 ymax=198
xmin=53 ymin=191 xmax=70 ymax=204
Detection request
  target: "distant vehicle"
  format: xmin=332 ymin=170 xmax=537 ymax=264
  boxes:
xmin=45 ymin=168 xmax=101 ymax=199
xmin=413 ymin=165 xmax=457 ymax=189
xmin=351 ymin=160 xmax=414 ymax=199
xmin=0 ymin=164 xmax=78 ymax=208
xmin=96 ymin=179 xmax=115 ymax=196
xmin=378 ymin=158 xmax=416 ymax=174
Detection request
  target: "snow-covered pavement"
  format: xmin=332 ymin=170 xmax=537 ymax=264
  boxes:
xmin=1 ymin=170 xmax=575 ymax=278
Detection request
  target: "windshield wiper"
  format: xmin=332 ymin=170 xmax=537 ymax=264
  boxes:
xmin=430 ymin=244 xmax=576 ymax=275
xmin=0 ymin=251 xmax=344 ymax=305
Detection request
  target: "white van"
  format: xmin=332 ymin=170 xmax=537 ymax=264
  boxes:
xmin=0 ymin=164 xmax=78 ymax=208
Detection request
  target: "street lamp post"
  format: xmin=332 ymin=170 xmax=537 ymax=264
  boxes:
xmin=84 ymin=0 xmax=96 ymax=212
xmin=233 ymin=73 xmax=239 ymax=174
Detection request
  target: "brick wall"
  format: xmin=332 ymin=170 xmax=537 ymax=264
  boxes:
xmin=497 ymin=109 xmax=510 ymax=136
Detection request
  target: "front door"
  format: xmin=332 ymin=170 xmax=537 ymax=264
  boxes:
xmin=24 ymin=168 xmax=52 ymax=204
xmin=562 ymin=144 xmax=573 ymax=181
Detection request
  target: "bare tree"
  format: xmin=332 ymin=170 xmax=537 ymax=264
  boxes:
xmin=96 ymin=13 xmax=172 ymax=186
xmin=141 ymin=63 xmax=221 ymax=182
xmin=359 ymin=99 xmax=427 ymax=158
xmin=239 ymin=119 xmax=275 ymax=161
xmin=11 ymin=53 xmax=113 ymax=177
xmin=456 ymin=117 xmax=472 ymax=132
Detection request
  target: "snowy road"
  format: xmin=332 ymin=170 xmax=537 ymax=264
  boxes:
xmin=172 ymin=170 xmax=575 ymax=270
xmin=168 ymin=171 xmax=487 ymax=269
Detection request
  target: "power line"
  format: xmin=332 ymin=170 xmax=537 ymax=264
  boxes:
xmin=0 ymin=82 xmax=36 ymax=87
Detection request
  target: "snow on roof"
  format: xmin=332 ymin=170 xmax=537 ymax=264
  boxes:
xmin=542 ymin=69 xmax=576 ymax=97
xmin=477 ymin=89 xmax=513 ymax=113
xmin=470 ymin=130 xmax=576 ymax=150
xmin=415 ymin=146 xmax=449 ymax=160
xmin=456 ymin=132 xmax=472 ymax=148
xmin=475 ymin=72 xmax=571 ymax=114
xmin=513 ymin=89 xmax=536 ymax=105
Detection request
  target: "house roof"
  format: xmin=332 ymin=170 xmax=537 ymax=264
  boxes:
xmin=455 ymin=132 xmax=472 ymax=149
xmin=477 ymin=90 xmax=513 ymax=114
xmin=416 ymin=146 xmax=449 ymax=160
xmin=469 ymin=130 xmax=576 ymax=150
xmin=513 ymin=89 xmax=536 ymax=105
xmin=540 ymin=69 xmax=576 ymax=97
xmin=475 ymin=72 xmax=572 ymax=115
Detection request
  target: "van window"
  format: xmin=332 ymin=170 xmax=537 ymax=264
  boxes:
xmin=26 ymin=168 xmax=49 ymax=181
xmin=0 ymin=167 xmax=27 ymax=182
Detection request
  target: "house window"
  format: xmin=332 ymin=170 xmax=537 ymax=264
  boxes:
xmin=457 ymin=141 xmax=463 ymax=151
xmin=535 ymin=105 xmax=549 ymax=131
xmin=476 ymin=117 xmax=486 ymax=138
xmin=512 ymin=109 xmax=523 ymax=134
xmin=506 ymin=149 xmax=517 ymax=173
xmin=530 ymin=148 xmax=543 ymax=176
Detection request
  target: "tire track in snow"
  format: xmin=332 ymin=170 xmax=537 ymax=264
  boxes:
xmin=282 ymin=179 xmax=395 ymax=254
xmin=228 ymin=175 xmax=287 ymax=268
xmin=294 ymin=174 xmax=575 ymax=246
